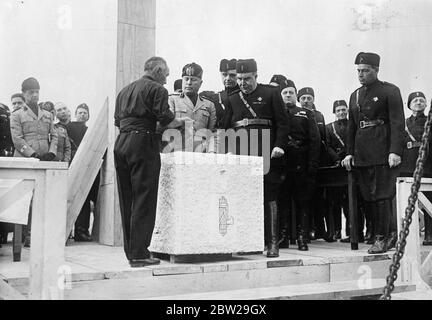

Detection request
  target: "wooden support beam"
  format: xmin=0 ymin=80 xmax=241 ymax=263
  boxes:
xmin=0 ymin=180 xmax=34 ymax=218
xmin=0 ymin=278 xmax=26 ymax=300
xmin=418 ymin=192 xmax=432 ymax=218
xmin=66 ymin=99 xmax=109 ymax=241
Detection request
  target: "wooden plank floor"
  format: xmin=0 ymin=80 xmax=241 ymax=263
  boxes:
xmin=1 ymin=238 xmax=431 ymax=299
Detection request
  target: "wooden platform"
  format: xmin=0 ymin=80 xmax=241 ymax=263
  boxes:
xmin=1 ymin=239 xmax=431 ymax=300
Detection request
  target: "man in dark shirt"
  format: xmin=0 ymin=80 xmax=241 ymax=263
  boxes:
xmin=275 ymin=79 xmax=320 ymax=251
xmin=223 ymin=59 xmax=289 ymax=257
xmin=298 ymin=87 xmax=331 ymax=241
xmin=114 ymin=56 xmax=190 ymax=267
xmin=399 ymin=91 xmax=432 ymax=246
xmin=342 ymin=52 xmax=405 ymax=254
xmin=326 ymin=100 xmax=367 ymax=243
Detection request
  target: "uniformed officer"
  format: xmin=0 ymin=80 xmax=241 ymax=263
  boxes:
xmin=114 ymin=56 xmax=190 ymax=267
xmin=223 ymin=59 xmax=289 ymax=257
xmin=326 ymin=100 xmax=366 ymax=243
xmin=298 ymin=87 xmax=331 ymax=241
xmin=165 ymin=62 xmax=217 ymax=153
xmin=276 ymin=79 xmax=320 ymax=251
xmin=399 ymin=92 xmax=432 ymax=246
xmin=41 ymin=101 xmax=71 ymax=163
xmin=342 ymin=52 xmax=405 ymax=254
xmin=10 ymin=77 xmax=58 ymax=247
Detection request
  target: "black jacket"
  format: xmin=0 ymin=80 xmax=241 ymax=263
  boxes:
xmin=347 ymin=80 xmax=405 ymax=166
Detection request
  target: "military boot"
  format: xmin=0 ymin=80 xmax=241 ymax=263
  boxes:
xmin=367 ymin=200 xmax=389 ymax=254
xmin=423 ymin=211 xmax=432 ymax=246
xmin=297 ymin=208 xmax=309 ymax=251
xmin=386 ymin=199 xmax=398 ymax=250
xmin=267 ymin=201 xmax=279 ymax=258
xmin=278 ymin=224 xmax=289 ymax=248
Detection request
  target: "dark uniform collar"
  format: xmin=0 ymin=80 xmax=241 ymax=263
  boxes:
xmin=364 ymin=79 xmax=380 ymax=89
xmin=411 ymin=112 xmax=426 ymax=120
xmin=225 ymin=84 xmax=239 ymax=94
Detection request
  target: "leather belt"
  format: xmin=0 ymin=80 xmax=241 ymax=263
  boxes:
xmin=359 ymin=119 xmax=385 ymax=129
xmin=234 ymin=118 xmax=272 ymax=128
xmin=407 ymin=141 xmax=421 ymax=149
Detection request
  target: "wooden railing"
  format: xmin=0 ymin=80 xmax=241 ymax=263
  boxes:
xmin=0 ymin=158 xmax=68 ymax=299
xmin=396 ymin=177 xmax=432 ymax=289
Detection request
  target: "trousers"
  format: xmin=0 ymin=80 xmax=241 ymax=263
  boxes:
xmin=114 ymin=130 xmax=161 ymax=260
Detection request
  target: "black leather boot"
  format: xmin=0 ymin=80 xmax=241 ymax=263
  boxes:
xmin=423 ymin=211 xmax=432 ymax=246
xmin=364 ymin=202 xmax=375 ymax=244
xmin=386 ymin=198 xmax=398 ymax=250
xmin=297 ymin=208 xmax=309 ymax=251
xmin=368 ymin=235 xmax=388 ymax=254
xmin=267 ymin=201 xmax=279 ymax=258
xmin=278 ymin=224 xmax=289 ymax=248
xmin=368 ymin=201 xmax=389 ymax=254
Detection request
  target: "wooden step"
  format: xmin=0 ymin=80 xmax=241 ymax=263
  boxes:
xmin=145 ymin=279 xmax=416 ymax=300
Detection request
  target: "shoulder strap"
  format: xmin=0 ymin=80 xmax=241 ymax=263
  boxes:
xmin=332 ymin=122 xmax=345 ymax=147
xmin=239 ymin=91 xmax=257 ymax=118
xmin=218 ymin=92 xmax=226 ymax=110
xmin=405 ymin=120 xmax=417 ymax=142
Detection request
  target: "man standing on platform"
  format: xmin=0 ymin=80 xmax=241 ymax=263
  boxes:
xmin=298 ymin=87 xmax=331 ymax=241
xmin=223 ymin=59 xmax=289 ymax=257
xmin=276 ymin=79 xmax=320 ymax=251
xmin=399 ymin=91 xmax=432 ymax=246
xmin=342 ymin=52 xmax=405 ymax=254
xmin=327 ymin=100 xmax=366 ymax=243
xmin=114 ymin=56 xmax=190 ymax=267
xmin=10 ymin=77 xmax=58 ymax=247
xmin=166 ymin=62 xmax=216 ymax=153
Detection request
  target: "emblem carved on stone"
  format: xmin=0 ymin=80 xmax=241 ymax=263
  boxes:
xmin=219 ymin=196 xmax=234 ymax=236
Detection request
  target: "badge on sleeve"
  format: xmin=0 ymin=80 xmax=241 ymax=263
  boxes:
xmin=373 ymin=97 xmax=379 ymax=102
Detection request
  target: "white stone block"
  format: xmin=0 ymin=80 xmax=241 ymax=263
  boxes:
xmin=149 ymin=152 xmax=264 ymax=255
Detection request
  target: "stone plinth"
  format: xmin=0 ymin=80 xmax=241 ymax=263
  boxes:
xmin=149 ymin=152 xmax=264 ymax=255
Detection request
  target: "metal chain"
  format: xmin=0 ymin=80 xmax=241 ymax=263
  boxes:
xmin=380 ymin=105 xmax=432 ymax=300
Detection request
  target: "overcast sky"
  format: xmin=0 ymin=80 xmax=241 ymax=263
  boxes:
xmin=1 ymin=0 xmax=432 ymax=124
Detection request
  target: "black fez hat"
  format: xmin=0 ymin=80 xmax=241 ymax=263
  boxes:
xmin=297 ymin=87 xmax=314 ymax=101
xmin=407 ymin=91 xmax=426 ymax=109
xmin=182 ymin=63 xmax=203 ymax=78
xmin=355 ymin=52 xmax=380 ymax=67
xmin=174 ymin=79 xmax=182 ymax=91
xmin=21 ymin=77 xmax=40 ymax=92
xmin=286 ymin=80 xmax=296 ymax=91
xmin=236 ymin=59 xmax=257 ymax=73
xmin=333 ymin=100 xmax=348 ymax=113
xmin=270 ymin=74 xmax=288 ymax=86
xmin=220 ymin=59 xmax=237 ymax=72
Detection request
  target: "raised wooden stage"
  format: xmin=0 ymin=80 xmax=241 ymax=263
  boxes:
xmin=2 ymin=240 xmax=431 ymax=300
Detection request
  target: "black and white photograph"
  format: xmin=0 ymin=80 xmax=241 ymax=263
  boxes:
xmin=1 ymin=0 xmax=432 ymax=304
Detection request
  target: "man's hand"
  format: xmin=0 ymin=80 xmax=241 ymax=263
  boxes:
xmin=40 ymin=152 xmax=56 ymax=161
xmin=388 ymin=153 xmax=401 ymax=168
xmin=341 ymin=155 xmax=354 ymax=171
xmin=30 ymin=152 xmax=41 ymax=159
xmin=271 ymin=147 xmax=285 ymax=159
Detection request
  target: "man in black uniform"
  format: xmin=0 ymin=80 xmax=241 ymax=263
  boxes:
xmin=298 ymin=87 xmax=331 ymax=241
xmin=114 ymin=56 xmax=190 ymax=267
xmin=399 ymin=91 xmax=432 ymax=245
xmin=200 ymin=59 xmax=239 ymax=131
xmin=223 ymin=59 xmax=289 ymax=257
xmin=342 ymin=52 xmax=405 ymax=254
xmin=326 ymin=100 xmax=366 ymax=243
xmin=276 ymin=79 xmax=320 ymax=251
